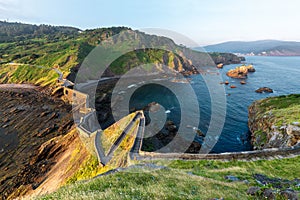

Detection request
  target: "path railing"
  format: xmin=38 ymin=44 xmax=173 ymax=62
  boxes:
xmin=56 ymin=74 xmax=300 ymax=164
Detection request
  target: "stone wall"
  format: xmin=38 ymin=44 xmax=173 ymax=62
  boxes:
xmin=61 ymin=84 xmax=300 ymax=163
xmin=135 ymin=145 xmax=300 ymax=161
xmin=63 ymin=87 xmax=89 ymax=109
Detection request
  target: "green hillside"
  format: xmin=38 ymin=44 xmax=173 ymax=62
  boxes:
xmin=249 ymin=94 xmax=300 ymax=150
xmin=39 ymin=157 xmax=300 ymax=199
xmin=0 ymin=21 xmax=243 ymax=86
xmin=0 ymin=21 xmax=131 ymax=86
xmin=202 ymin=40 xmax=300 ymax=56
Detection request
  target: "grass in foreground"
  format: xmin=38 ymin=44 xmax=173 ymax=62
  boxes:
xmin=38 ymin=156 xmax=300 ymax=200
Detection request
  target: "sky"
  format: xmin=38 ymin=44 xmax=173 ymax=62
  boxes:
xmin=1 ymin=0 xmax=300 ymax=46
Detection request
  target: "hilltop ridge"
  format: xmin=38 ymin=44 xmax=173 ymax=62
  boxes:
xmin=201 ymin=40 xmax=300 ymax=56
xmin=0 ymin=21 xmax=243 ymax=86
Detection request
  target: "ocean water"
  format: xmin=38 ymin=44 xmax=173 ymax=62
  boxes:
xmin=126 ymin=56 xmax=300 ymax=153
xmin=206 ymin=56 xmax=300 ymax=152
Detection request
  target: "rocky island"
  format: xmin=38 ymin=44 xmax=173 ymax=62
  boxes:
xmin=226 ymin=64 xmax=255 ymax=78
xmin=255 ymin=87 xmax=274 ymax=93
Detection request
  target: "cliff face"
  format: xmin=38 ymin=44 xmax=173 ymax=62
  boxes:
xmin=0 ymin=86 xmax=90 ymax=199
xmin=248 ymin=94 xmax=300 ymax=150
xmin=209 ymin=52 xmax=244 ymax=65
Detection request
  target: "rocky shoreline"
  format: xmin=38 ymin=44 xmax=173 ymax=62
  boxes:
xmin=248 ymin=94 xmax=300 ymax=150
xmin=93 ymin=79 xmax=203 ymax=153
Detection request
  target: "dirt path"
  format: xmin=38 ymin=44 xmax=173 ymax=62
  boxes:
xmin=0 ymin=84 xmax=37 ymax=89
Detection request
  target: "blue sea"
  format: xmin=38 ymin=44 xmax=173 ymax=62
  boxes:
xmin=128 ymin=56 xmax=300 ymax=153
xmin=212 ymin=56 xmax=300 ymax=152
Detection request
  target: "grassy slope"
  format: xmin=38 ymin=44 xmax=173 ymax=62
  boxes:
xmin=0 ymin=35 xmax=183 ymax=86
xmin=38 ymin=156 xmax=300 ymax=200
xmin=0 ymin=38 xmax=85 ymax=86
xmin=0 ymin=23 xmax=129 ymax=86
xmin=65 ymin=113 xmax=140 ymax=185
xmin=0 ymin=22 xmax=243 ymax=86
xmin=35 ymin=90 xmax=299 ymax=200
xmin=250 ymin=94 xmax=300 ymax=149
xmin=0 ymin=64 xmax=59 ymax=86
xmin=254 ymin=94 xmax=300 ymax=126
xmin=37 ymin=95 xmax=300 ymax=199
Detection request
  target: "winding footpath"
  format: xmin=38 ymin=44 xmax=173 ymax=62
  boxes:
xmin=95 ymin=112 xmax=145 ymax=165
xmin=49 ymin=66 xmax=300 ymax=164
xmin=91 ymin=109 xmax=300 ymax=164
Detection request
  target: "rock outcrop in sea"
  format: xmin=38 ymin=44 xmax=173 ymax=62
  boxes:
xmin=226 ymin=65 xmax=255 ymax=78
xmin=255 ymin=87 xmax=273 ymax=93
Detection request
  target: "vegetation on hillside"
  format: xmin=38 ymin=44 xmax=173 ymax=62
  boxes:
xmin=0 ymin=21 xmax=131 ymax=86
xmin=66 ymin=113 xmax=140 ymax=184
xmin=254 ymin=94 xmax=300 ymax=126
xmin=0 ymin=21 xmax=243 ymax=86
xmin=202 ymin=40 xmax=300 ymax=55
xmin=38 ymin=156 xmax=300 ymax=199
xmin=249 ymin=94 xmax=300 ymax=149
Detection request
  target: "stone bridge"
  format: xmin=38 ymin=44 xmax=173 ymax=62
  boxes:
xmin=74 ymin=96 xmax=300 ymax=165
xmin=57 ymin=76 xmax=300 ymax=165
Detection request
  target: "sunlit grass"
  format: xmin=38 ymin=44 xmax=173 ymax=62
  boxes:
xmin=100 ymin=113 xmax=136 ymax=154
xmin=39 ymin=156 xmax=300 ymax=199
xmin=0 ymin=64 xmax=59 ymax=86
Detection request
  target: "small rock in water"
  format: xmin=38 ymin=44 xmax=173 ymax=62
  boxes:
xmin=255 ymin=87 xmax=273 ymax=93
xmin=42 ymin=105 xmax=50 ymax=110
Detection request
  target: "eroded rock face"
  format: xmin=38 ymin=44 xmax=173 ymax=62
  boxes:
xmin=248 ymin=95 xmax=300 ymax=150
xmin=0 ymin=87 xmax=74 ymax=199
